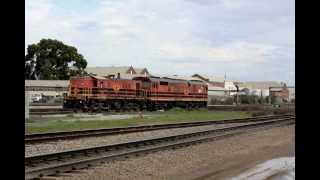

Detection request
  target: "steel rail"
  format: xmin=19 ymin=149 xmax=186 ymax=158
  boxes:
xmin=25 ymin=114 xmax=294 ymax=143
xmin=25 ymin=117 xmax=294 ymax=179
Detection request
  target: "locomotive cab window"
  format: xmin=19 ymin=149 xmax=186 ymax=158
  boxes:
xmin=160 ymin=81 xmax=168 ymax=86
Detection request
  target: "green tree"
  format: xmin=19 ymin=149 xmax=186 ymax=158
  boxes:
xmin=25 ymin=39 xmax=87 ymax=80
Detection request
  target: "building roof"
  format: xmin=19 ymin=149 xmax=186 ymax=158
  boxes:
xmin=25 ymin=80 xmax=69 ymax=87
xmin=85 ymin=66 xmax=149 ymax=77
xmin=238 ymin=81 xmax=285 ymax=90
xmin=270 ymin=87 xmax=285 ymax=91
xmin=208 ymin=86 xmax=225 ymax=91
xmin=162 ymin=75 xmax=203 ymax=81
xmin=192 ymin=74 xmax=226 ymax=83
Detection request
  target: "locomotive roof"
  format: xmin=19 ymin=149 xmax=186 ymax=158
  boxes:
xmin=134 ymin=76 xmax=206 ymax=85
xmin=90 ymin=75 xmax=107 ymax=80
xmin=150 ymin=77 xmax=187 ymax=84
xmin=188 ymin=80 xmax=207 ymax=85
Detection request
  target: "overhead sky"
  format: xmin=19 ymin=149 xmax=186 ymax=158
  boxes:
xmin=26 ymin=0 xmax=295 ymax=85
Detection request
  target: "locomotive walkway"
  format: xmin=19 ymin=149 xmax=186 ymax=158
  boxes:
xmin=25 ymin=115 xmax=294 ymax=179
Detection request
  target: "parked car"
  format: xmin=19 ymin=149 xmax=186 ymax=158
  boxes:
xmin=31 ymin=94 xmax=42 ymax=102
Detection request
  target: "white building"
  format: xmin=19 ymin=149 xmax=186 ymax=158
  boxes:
xmin=238 ymin=81 xmax=285 ymax=97
xmin=288 ymin=87 xmax=295 ymax=102
xmin=208 ymin=85 xmax=226 ymax=96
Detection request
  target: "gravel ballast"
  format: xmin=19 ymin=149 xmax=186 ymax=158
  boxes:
xmin=26 ymin=122 xmax=252 ymax=157
xmin=57 ymin=124 xmax=294 ymax=180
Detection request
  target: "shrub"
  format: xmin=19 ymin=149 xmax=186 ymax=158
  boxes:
xmin=223 ymin=97 xmax=234 ymax=105
xmin=209 ymin=98 xmax=219 ymax=105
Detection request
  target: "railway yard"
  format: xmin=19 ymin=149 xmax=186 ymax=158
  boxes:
xmin=25 ymin=1 xmax=295 ymax=179
xmin=25 ymin=109 xmax=295 ymax=180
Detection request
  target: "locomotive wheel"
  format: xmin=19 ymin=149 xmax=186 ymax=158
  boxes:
xmin=82 ymin=104 xmax=89 ymax=112
xmin=102 ymin=104 xmax=110 ymax=112
xmin=90 ymin=104 xmax=98 ymax=113
xmin=97 ymin=103 xmax=104 ymax=113
xmin=73 ymin=103 xmax=81 ymax=113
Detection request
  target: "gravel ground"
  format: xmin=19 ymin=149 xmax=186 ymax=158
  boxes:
xmin=25 ymin=122 xmax=251 ymax=157
xmin=57 ymin=124 xmax=294 ymax=180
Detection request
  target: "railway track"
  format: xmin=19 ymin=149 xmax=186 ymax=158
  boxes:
xmin=25 ymin=114 xmax=293 ymax=143
xmin=25 ymin=116 xmax=294 ymax=179
xmin=30 ymin=111 xmax=73 ymax=115
xmin=29 ymin=108 xmax=73 ymax=115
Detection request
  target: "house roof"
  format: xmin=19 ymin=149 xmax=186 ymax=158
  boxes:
xmin=25 ymin=80 xmax=69 ymax=87
xmin=85 ymin=66 xmax=149 ymax=77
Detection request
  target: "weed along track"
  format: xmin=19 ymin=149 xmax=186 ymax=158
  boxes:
xmin=25 ymin=115 xmax=294 ymax=179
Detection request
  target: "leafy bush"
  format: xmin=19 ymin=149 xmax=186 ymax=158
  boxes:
xmin=223 ymin=97 xmax=234 ymax=105
xmin=209 ymin=98 xmax=219 ymax=105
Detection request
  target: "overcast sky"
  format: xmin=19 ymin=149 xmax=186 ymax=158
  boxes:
xmin=26 ymin=0 xmax=295 ymax=85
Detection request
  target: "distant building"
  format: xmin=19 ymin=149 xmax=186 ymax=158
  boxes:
xmin=269 ymin=86 xmax=289 ymax=103
xmin=192 ymin=74 xmax=239 ymax=96
xmin=208 ymin=85 xmax=225 ymax=96
xmin=192 ymin=74 xmax=225 ymax=87
xmin=25 ymin=80 xmax=69 ymax=103
xmin=238 ymin=81 xmax=286 ymax=97
xmin=85 ymin=66 xmax=150 ymax=79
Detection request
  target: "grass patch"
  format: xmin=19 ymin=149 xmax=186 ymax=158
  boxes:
xmin=25 ymin=110 xmax=250 ymax=134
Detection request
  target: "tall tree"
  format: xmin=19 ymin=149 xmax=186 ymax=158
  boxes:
xmin=25 ymin=39 xmax=87 ymax=80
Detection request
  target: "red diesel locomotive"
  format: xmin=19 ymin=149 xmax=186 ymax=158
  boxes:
xmin=63 ymin=75 xmax=208 ymax=111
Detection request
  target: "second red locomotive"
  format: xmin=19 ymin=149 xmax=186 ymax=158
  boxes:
xmin=63 ymin=75 xmax=208 ymax=111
